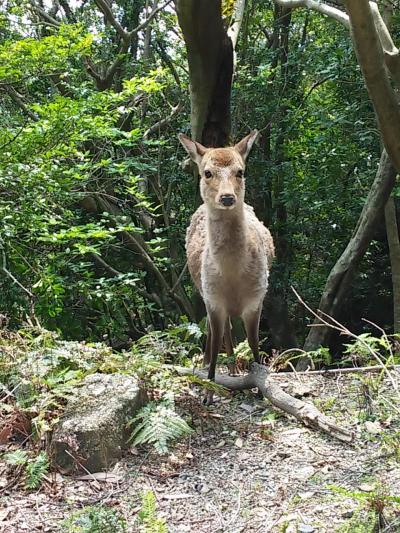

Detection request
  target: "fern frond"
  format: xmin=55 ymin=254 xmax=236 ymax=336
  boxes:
xmin=25 ymin=452 xmax=49 ymax=489
xmin=4 ymin=449 xmax=29 ymax=466
xmin=128 ymin=399 xmax=193 ymax=454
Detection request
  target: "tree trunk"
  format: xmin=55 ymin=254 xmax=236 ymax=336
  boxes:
xmin=385 ymin=195 xmax=400 ymax=333
xmin=301 ymin=150 xmax=396 ymax=358
xmin=175 ymin=0 xmax=233 ymax=146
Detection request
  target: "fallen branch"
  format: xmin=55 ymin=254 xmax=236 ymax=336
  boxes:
xmin=175 ymin=363 xmax=354 ymax=443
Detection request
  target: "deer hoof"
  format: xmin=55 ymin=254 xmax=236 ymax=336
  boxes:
xmin=203 ymin=391 xmax=214 ymax=406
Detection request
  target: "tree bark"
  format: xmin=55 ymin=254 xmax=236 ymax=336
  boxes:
xmin=385 ymin=196 xmax=400 ymax=333
xmin=175 ymin=0 xmax=233 ymax=146
xmin=345 ymin=1 xmax=400 ymax=173
xmin=302 ymin=151 xmax=397 ymax=358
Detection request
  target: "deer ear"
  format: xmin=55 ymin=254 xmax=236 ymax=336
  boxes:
xmin=234 ymin=130 xmax=259 ymax=161
xmin=178 ymin=134 xmax=207 ymax=164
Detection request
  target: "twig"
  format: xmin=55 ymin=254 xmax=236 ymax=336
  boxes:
xmin=291 ymin=286 xmax=400 ymax=396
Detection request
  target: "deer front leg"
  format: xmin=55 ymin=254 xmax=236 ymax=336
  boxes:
xmin=204 ymin=309 xmax=225 ymax=405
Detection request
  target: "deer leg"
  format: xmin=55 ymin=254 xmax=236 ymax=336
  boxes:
xmin=242 ymin=306 xmax=262 ymax=364
xmin=203 ymin=321 xmax=212 ymax=366
xmin=204 ymin=309 xmax=225 ymax=405
xmin=224 ymin=318 xmax=238 ymax=375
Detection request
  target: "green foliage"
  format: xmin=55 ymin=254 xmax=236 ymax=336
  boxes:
xmin=337 ymin=511 xmax=378 ymax=533
xmin=128 ymin=393 xmax=193 ymax=455
xmin=4 ymin=449 xmax=29 ymax=466
xmin=307 ymin=346 xmax=332 ymax=367
xmin=4 ymin=450 xmax=49 ymax=489
xmin=343 ymin=334 xmax=394 ymax=366
xmin=61 ymin=505 xmax=127 ymax=533
xmin=25 ymin=452 xmax=49 ymax=489
xmin=138 ymin=490 xmax=168 ymax=533
xmin=331 ymin=483 xmax=400 ymax=532
xmin=0 ymin=0 xmax=396 ymax=369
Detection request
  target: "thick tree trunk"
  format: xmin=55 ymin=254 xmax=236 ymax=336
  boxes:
xmin=385 ymin=195 xmax=400 ymax=333
xmin=175 ymin=0 xmax=233 ymax=146
xmin=297 ymin=1 xmax=400 ymax=363
xmin=301 ymin=151 xmax=396 ymax=357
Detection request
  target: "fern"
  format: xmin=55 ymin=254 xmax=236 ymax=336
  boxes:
xmin=62 ymin=505 xmax=127 ymax=532
xmin=138 ymin=490 xmax=168 ymax=533
xmin=4 ymin=449 xmax=29 ymax=466
xmin=25 ymin=452 xmax=49 ymax=489
xmin=128 ymin=396 xmax=193 ymax=454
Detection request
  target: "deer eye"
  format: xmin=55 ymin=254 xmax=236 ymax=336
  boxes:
xmin=204 ymin=170 xmax=212 ymax=179
xmin=236 ymin=169 xmax=243 ymax=178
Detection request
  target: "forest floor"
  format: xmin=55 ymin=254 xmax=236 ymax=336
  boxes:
xmin=1 ymin=369 xmax=400 ymax=532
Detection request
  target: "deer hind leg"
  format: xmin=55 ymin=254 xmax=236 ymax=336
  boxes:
xmin=204 ymin=309 xmax=226 ymax=405
xmin=242 ymin=305 xmax=262 ymax=364
xmin=203 ymin=320 xmax=212 ymax=366
xmin=224 ymin=318 xmax=239 ymax=375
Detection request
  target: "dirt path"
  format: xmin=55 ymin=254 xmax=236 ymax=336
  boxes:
xmin=1 ymin=371 xmax=400 ymax=532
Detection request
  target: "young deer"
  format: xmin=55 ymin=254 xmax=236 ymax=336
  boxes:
xmin=179 ymin=131 xmax=275 ymax=402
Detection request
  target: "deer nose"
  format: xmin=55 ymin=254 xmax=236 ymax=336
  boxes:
xmin=219 ymin=194 xmax=236 ymax=207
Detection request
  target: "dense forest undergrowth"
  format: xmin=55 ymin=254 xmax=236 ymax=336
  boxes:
xmin=0 ymin=327 xmax=400 ymax=531
xmin=2 ymin=0 xmax=400 ymax=531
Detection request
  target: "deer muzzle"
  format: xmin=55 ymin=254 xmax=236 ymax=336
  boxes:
xmin=219 ymin=194 xmax=236 ymax=207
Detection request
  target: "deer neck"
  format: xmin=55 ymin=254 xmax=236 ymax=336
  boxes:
xmin=206 ymin=203 xmax=246 ymax=259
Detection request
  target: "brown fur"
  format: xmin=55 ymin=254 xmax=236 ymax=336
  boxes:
xmin=179 ymin=131 xmax=275 ymax=395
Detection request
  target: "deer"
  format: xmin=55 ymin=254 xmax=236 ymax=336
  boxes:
xmin=179 ymin=130 xmax=275 ymax=403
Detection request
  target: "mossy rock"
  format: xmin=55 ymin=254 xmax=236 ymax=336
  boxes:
xmin=51 ymin=373 xmax=145 ymax=473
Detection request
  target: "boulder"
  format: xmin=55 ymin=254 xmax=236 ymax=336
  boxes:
xmin=51 ymin=373 xmax=145 ymax=473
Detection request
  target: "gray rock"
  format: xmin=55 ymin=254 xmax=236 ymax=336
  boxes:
xmin=51 ymin=373 xmax=145 ymax=473
xmin=298 ymin=525 xmax=315 ymax=533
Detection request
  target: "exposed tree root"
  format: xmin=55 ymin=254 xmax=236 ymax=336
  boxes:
xmin=175 ymin=363 xmax=354 ymax=443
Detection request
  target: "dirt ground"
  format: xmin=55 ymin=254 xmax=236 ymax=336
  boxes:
xmin=1 ymin=369 xmax=400 ymax=532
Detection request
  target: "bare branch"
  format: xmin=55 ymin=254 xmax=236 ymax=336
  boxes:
xmin=29 ymin=2 xmax=61 ymax=26
xmin=128 ymin=0 xmax=172 ymax=39
xmin=274 ymin=0 xmax=349 ymax=27
xmin=0 ymin=239 xmax=34 ymax=300
xmin=2 ymin=85 xmax=38 ymax=121
xmin=143 ymin=103 xmax=183 ymax=139
xmin=94 ymin=0 xmax=130 ymax=40
xmin=174 ymin=363 xmax=354 ymax=442
xmin=228 ymin=0 xmax=246 ymax=51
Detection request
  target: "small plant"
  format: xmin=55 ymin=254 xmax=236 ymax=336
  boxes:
xmin=307 ymin=346 xmax=332 ymax=367
xmin=138 ymin=490 xmax=167 ymax=533
xmin=381 ymin=431 xmax=400 ymax=460
xmin=331 ymin=483 xmax=400 ymax=532
xmin=61 ymin=505 xmax=127 ymax=532
xmin=4 ymin=450 xmax=49 ymax=489
xmin=343 ymin=333 xmax=392 ymax=367
xmin=128 ymin=393 xmax=193 ymax=454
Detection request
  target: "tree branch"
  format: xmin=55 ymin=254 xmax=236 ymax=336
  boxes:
xmin=228 ymin=0 xmax=246 ymax=51
xmin=175 ymin=363 xmax=354 ymax=442
xmin=345 ymin=0 xmax=400 ymax=172
xmin=90 ymin=252 xmax=163 ymax=307
xmin=2 ymin=86 xmax=38 ymax=121
xmin=129 ymin=0 xmax=172 ymax=38
xmin=29 ymin=2 xmax=61 ymax=26
xmin=143 ymin=103 xmax=183 ymax=139
xmin=89 ymin=0 xmax=172 ymax=90
xmin=94 ymin=0 xmax=130 ymax=40
xmin=274 ymin=0 xmax=349 ymax=28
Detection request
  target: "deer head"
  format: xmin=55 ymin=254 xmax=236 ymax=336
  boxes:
xmin=179 ymin=131 xmax=259 ymax=210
